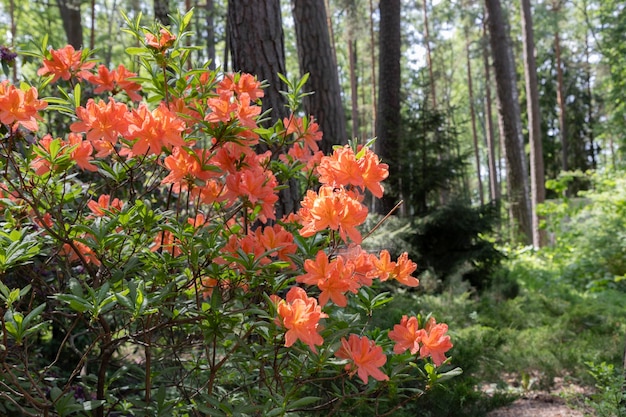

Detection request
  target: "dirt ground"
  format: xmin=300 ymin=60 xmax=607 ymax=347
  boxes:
xmin=486 ymin=393 xmax=587 ymax=417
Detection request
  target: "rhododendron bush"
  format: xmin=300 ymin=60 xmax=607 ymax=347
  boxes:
xmin=0 ymin=11 xmax=458 ymax=416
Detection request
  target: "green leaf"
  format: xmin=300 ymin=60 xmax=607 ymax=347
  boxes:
xmin=286 ymin=396 xmax=321 ymax=410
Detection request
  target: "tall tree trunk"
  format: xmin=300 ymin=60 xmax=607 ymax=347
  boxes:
xmin=376 ymin=0 xmax=402 ymax=215
xmin=349 ymin=39 xmax=360 ymax=140
xmin=521 ymin=0 xmax=546 ymax=247
xmin=292 ymin=0 xmax=347 ymax=155
xmin=584 ymin=23 xmax=596 ymax=169
xmin=228 ymin=0 xmax=289 ymax=124
xmin=465 ymin=26 xmax=484 ymax=205
xmin=56 ymin=0 xmax=83 ymax=49
xmin=206 ymin=0 xmax=216 ymax=70
xmin=483 ymin=15 xmax=499 ymax=202
xmin=368 ymin=0 xmax=378 ymax=137
xmin=154 ymin=0 xmax=171 ymax=25
xmin=485 ymin=0 xmax=532 ymax=244
xmin=228 ymin=0 xmax=298 ymax=218
xmin=554 ymin=3 xmax=568 ymax=174
xmin=421 ymin=0 xmax=437 ymax=109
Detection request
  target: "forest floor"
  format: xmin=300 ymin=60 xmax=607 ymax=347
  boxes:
xmin=484 ymin=376 xmax=591 ymax=417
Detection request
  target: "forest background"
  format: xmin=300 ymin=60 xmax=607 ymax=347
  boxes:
xmin=2 ymin=0 xmax=626 ymax=416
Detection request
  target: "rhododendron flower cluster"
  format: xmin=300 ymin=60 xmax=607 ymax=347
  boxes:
xmin=389 ymin=315 xmax=453 ymax=366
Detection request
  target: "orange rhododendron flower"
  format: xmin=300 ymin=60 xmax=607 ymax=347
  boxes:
xmin=274 ymin=286 xmax=328 ymax=353
xmin=125 ymin=102 xmax=186 ymax=156
xmin=67 ymin=133 xmax=97 ymax=171
xmin=335 ymin=334 xmax=389 ymax=384
xmin=37 ymin=45 xmax=95 ymax=83
xmin=85 ymin=64 xmax=142 ymax=101
xmin=0 ymin=81 xmax=47 ymax=131
xmin=217 ymin=73 xmax=264 ymax=101
xmin=420 ymin=317 xmax=453 ymax=366
xmin=388 ymin=315 xmax=424 ymax=355
xmin=145 ymin=28 xmax=177 ymax=51
xmin=296 ymin=251 xmax=360 ymax=307
xmin=317 ymin=145 xmax=389 ymax=198
xmin=71 ymin=98 xmax=130 ymax=157
xmin=87 ymin=194 xmax=123 ymax=217
xmin=299 ymin=185 xmax=368 ymax=244
xmin=61 ymin=239 xmax=101 ymax=266
xmin=374 ymin=250 xmax=419 ymax=287
xmin=283 ymin=115 xmax=323 ymax=152
xmin=224 ymin=164 xmax=278 ymax=222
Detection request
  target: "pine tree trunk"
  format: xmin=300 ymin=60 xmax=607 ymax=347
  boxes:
xmin=292 ymin=0 xmax=347 ymax=155
xmin=154 ymin=0 xmax=170 ymax=25
xmin=206 ymin=0 xmax=216 ymax=70
xmin=228 ymin=0 xmax=289 ymax=124
xmin=56 ymin=0 xmax=83 ymax=49
xmin=376 ymin=0 xmax=402 ymax=215
xmin=485 ymin=0 xmax=532 ymax=244
xmin=482 ymin=15 xmax=499 ymax=202
xmin=521 ymin=0 xmax=546 ymax=247
xmin=465 ymin=26 xmax=484 ymax=206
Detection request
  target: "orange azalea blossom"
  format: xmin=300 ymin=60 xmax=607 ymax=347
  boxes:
xmin=337 ymin=244 xmax=378 ymax=287
xmin=236 ymin=93 xmax=261 ymax=129
xmin=274 ymin=286 xmax=328 ymax=353
xmin=298 ymin=185 xmax=368 ymax=244
xmin=0 ymin=81 xmax=47 ymax=131
xmin=317 ymin=145 xmax=389 ymax=198
xmin=67 ymin=133 xmax=97 ymax=171
xmin=145 ymin=28 xmax=176 ymax=51
xmin=283 ymin=115 xmax=323 ymax=152
xmin=71 ymin=98 xmax=130 ymax=157
xmin=85 ymin=64 xmax=142 ymax=101
xmin=124 ymin=102 xmax=186 ymax=156
xmin=161 ymin=146 xmax=218 ymax=194
xmin=187 ymin=213 xmax=206 ymax=228
xmin=374 ymin=250 xmax=419 ymax=287
xmin=217 ymin=73 xmax=264 ymax=101
xmin=87 ymin=194 xmax=123 ymax=217
xmin=37 ymin=45 xmax=95 ymax=83
xmin=420 ymin=317 xmax=453 ymax=366
xmin=224 ymin=164 xmax=278 ymax=223
xmin=151 ymin=230 xmax=183 ymax=257
xmin=388 ymin=315 xmax=424 ymax=355
xmin=61 ymin=239 xmax=100 ymax=266
xmin=206 ymin=91 xmax=237 ymax=124
xmin=255 ymin=224 xmax=297 ymax=266
xmin=279 ymin=142 xmax=324 ymax=173
xmin=335 ymin=334 xmax=389 ymax=384
xmin=296 ymin=251 xmax=360 ymax=307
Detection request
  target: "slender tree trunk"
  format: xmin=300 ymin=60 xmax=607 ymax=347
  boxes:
xmin=205 ymin=0 xmax=216 ymax=69
xmin=554 ymin=17 xmax=568 ymax=173
xmin=521 ymin=0 xmax=546 ymax=248
xmin=585 ymin=25 xmax=596 ymax=169
xmin=9 ymin=0 xmax=17 ymax=83
xmin=154 ymin=0 xmax=171 ymax=25
xmin=56 ymin=0 xmax=83 ymax=49
xmin=483 ymin=16 xmax=499 ymax=202
xmin=485 ymin=0 xmax=532 ymax=244
xmin=292 ymin=0 xmax=347 ymax=154
xmin=422 ymin=0 xmax=437 ymax=109
xmin=324 ymin=0 xmax=338 ymax=69
xmin=349 ymin=39 xmax=360 ymax=140
xmin=465 ymin=26 xmax=484 ymax=205
xmin=368 ymin=0 xmax=378 ymax=137
xmin=376 ymin=0 xmax=402 ymax=215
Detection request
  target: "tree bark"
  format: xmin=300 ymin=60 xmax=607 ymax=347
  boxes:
xmin=228 ymin=0 xmax=298 ymax=218
xmin=154 ymin=0 xmax=171 ymax=25
xmin=554 ymin=3 xmax=568 ymax=174
xmin=376 ymin=0 xmax=402 ymax=215
xmin=465 ymin=25 xmax=484 ymax=206
xmin=422 ymin=0 xmax=437 ymax=109
xmin=206 ymin=0 xmax=216 ymax=70
xmin=56 ymin=0 xmax=83 ymax=49
xmin=485 ymin=0 xmax=532 ymax=243
xmin=521 ymin=0 xmax=546 ymax=247
xmin=368 ymin=0 xmax=378 ymax=137
xmin=292 ymin=0 xmax=347 ymax=155
xmin=482 ymin=15 xmax=499 ymax=202
xmin=228 ymin=0 xmax=289 ymax=124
